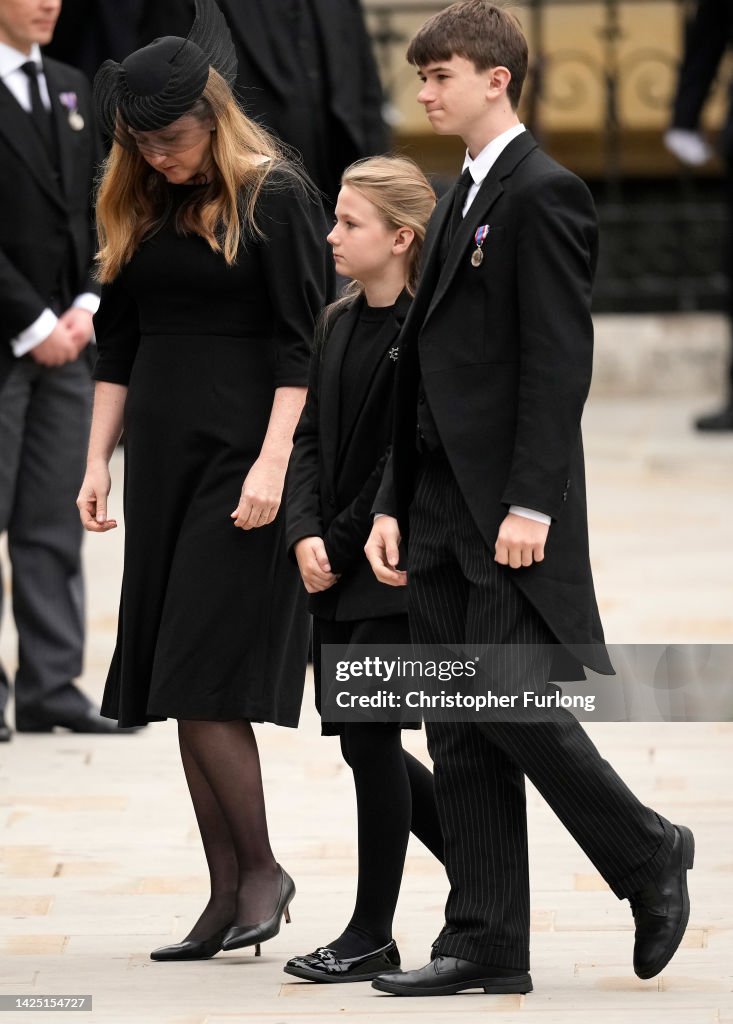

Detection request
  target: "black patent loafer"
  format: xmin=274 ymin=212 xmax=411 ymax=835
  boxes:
xmin=372 ymin=955 xmax=532 ymax=996
xmin=631 ymin=824 xmax=694 ymax=979
xmin=284 ymin=940 xmax=400 ymax=983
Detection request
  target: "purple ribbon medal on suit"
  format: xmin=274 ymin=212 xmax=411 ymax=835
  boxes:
xmin=59 ymin=91 xmax=84 ymax=131
xmin=471 ymin=224 xmax=490 ymax=267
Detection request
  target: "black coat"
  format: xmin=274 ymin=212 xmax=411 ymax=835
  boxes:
xmin=43 ymin=0 xmax=144 ymax=80
xmin=138 ymin=0 xmax=388 ymax=202
xmin=375 ymin=131 xmax=613 ymax=676
xmin=286 ymin=291 xmax=411 ymax=621
xmin=0 ymin=58 xmax=100 ymax=387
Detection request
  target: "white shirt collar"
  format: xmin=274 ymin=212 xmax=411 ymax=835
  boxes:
xmin=462 ymin=123 xmax=526 ymax=185
xmin=0 ymin=40 xmax=43 ymax=80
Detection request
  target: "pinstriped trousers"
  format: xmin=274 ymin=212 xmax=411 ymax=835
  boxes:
xmin=407 ymin=455 xmax=675 ymax=969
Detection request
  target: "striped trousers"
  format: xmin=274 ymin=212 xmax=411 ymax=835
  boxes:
xmin=407 ymin=455 xmax=675 ymax=969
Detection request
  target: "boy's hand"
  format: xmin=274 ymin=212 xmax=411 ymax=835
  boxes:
xmin=494 ymin=512 xmax=548 ymax=569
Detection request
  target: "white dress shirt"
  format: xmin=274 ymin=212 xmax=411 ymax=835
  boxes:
xmin=0 ymin=41 xmax=99 ymax=357
xmin=460 ymin=121 xmax=527 ymax=215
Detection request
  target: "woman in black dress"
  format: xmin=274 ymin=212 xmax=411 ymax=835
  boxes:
xmin=284 ymin=157 xmax=444 ymax=983
xmin=77 ymin=0 xmax=329 ymax=961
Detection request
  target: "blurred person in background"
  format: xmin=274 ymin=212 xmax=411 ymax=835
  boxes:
xmin=138 ymin=0 xmax=389 ymax=206
xmin=0 ymin=0 xmax=117 ymax=740
xmin=42 ymin=0 xmax=143 ymax=82
xmin=665 ymin=0 xmax=733 ymax=431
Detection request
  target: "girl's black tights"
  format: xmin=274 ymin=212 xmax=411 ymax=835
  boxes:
xmin=326 ymin=721 xmax=444 ymax=958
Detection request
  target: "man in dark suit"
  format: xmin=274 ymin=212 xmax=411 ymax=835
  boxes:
xmin=43 ymin=0 xmax=143 ymax=81
xmin=0 ymin=0 xmax=123 ymax=737
xmin=665 ymin=0 xmax=733 ymax=430
xmin=138 ymin=0 xmax=388 ymax=205
xmin=365 ymin=0 xmax=693 ymax=996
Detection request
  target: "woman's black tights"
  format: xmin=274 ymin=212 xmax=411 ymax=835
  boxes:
xmin=176 ymin=719 xmax=282 ymax=940
xmin=326 ymin=722 xmax=444 ymax=958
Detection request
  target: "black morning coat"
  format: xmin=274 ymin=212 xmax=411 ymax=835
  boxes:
xmin=374 ymin=131 xmax=614 ymax=679
xmin=285 ymin=290 xmax=411 ymax=622
xmin=0 ymin=57 xmax=100 ymax=390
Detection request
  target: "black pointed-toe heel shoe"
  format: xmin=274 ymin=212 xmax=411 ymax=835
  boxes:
xmin=284 ymin=940 xmax=401 ymax=983
xmin=221 ymin=865 xmax=295 ymax=953
xmin=150 ymin=924 xmax=231 ymax=961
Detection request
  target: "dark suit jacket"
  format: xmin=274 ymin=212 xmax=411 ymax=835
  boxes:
xmin=0 ymin=58 xmax=101 ymax=388
xmin=43 ymin=0 xmax=144 ymax=80
xmin=375 ymin=131 xmax=612 ymax=676
xmin=286 ymin=291 xmax=410 ymax=621
xmin=139 ymin=0 xmax=388 ymax=202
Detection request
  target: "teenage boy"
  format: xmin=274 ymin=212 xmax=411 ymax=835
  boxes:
xmin=365 ymin=0 xmax=693 ymax=997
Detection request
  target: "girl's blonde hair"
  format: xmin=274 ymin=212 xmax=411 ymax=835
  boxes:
xmin=345 ymin=155 xmax=435 ymax=298
xmin=319 ymin=155 xmax=436 ymax=341
xmin=95 ymin=68 xmax=290 ymax=282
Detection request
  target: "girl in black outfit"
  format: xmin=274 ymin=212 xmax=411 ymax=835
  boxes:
xmin=77 ymin=0 xmax=329 ymax=961
xmin=284 ymin=156 xmax=445 ymax=983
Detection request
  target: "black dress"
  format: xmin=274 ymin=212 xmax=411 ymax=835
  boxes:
xmin=93 ymin=167 xmax=330 ymax=728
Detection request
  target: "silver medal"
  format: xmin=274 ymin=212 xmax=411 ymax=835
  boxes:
xmin=68 ymin=110 xmax=85 ymax=131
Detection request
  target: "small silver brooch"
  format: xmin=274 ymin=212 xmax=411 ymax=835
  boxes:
xmin=388 ymin=346 xmax=399 ymax=362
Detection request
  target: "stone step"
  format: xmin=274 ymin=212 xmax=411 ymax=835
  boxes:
xmin=593 ymin=314 xmax=728 ymax=396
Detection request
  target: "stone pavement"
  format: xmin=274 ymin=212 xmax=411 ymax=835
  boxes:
xmin=1 ymin=390 xmax=732 ymax=1024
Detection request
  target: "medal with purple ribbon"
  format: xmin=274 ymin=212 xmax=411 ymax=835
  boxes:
xmin=59 ymin=91 xmax=84 ymax=131
xmin=471 ymin=224 xmax=490 ymax=267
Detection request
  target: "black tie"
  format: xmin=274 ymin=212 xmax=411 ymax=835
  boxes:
xmin=449 ymin=167 xmax=474 ymax=236
xmin=440 ymin=167 xmax=474 ymax=262
xmin=21 ymin=61 xmax=56 ymax=162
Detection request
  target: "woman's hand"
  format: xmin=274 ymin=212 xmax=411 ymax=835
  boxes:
xmin=231 ymin=456 xmax=287 ymax=530
xmin=77 ymin=460 xmax=117 ymax=532
xmin=294 ymin=536 xmax=339 ymax=593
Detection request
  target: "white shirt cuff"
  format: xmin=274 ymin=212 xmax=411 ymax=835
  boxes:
xmin=509 ymin=505 xmax=551 ymax=525
xmin=72 ymin=292 xmax=101 ymax=314
xmin=11 ymin=308 xmax=58 ymax=357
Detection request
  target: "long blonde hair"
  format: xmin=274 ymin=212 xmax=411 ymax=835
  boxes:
xmin=318 ymin=155 xmax=436 ymax=343
xmin=95 ymin=69 xmax=289 ymax=282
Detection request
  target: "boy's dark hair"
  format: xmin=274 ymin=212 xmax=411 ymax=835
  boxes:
xmin=406 ymin=1 xmax=528 ymax=110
